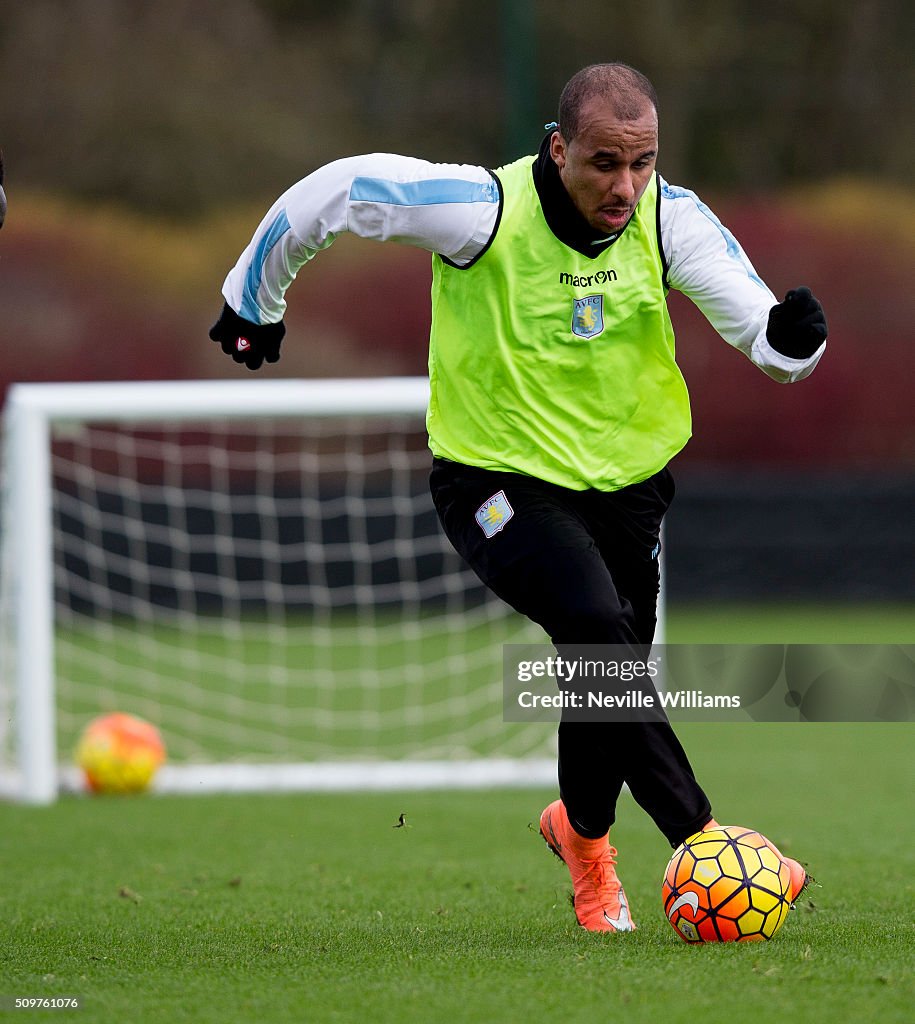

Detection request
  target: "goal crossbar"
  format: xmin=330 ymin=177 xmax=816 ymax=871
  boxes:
xmin=6 ymin=377 xmax=432 ymax=424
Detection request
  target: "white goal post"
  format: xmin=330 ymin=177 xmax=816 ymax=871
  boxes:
xmin=1 ymin=378 xmax=562 ymax=804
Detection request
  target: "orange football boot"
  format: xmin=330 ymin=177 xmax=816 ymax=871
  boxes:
xmin=539 ymin=799 xmax=635 ymax=933
xmin=782 ymin=856 xmax=810 ymax=904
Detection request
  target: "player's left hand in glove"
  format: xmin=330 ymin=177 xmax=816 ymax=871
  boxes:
xmin=766 ymin=286 xmax=827 ymax=359
xmin=209 ymin=303 xmax=285 ymax=371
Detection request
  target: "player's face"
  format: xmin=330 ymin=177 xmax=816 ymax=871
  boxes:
xmin=550 ymin=99 xmax=658 ymax=234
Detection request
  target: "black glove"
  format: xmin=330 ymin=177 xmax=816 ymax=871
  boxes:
xmin=209 ymin=303 xmax=285 ymax=371
xmin=766 ymin=286 xmax=827 ymax=360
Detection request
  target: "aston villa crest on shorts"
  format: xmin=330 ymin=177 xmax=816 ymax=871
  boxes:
xmin=572 ymin=294 xmax=605 ymax=339
xmin=475 ymin=490 xmax=514 ymax=538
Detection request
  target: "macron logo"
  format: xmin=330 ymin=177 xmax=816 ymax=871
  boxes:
xmin=559 ymin=269 xmax=617 ymax=288
xmin=236 ymin=337 xmax=251 ymax=352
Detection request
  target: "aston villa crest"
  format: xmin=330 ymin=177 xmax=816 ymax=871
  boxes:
xmin=475 ymin=490 xmax=514 ymax=539
xmin=572 ymin=294 xmax=604 ymax=339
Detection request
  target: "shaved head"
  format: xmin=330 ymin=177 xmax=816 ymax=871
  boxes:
xmin=558 ymin=64 xmax=658 ymax=142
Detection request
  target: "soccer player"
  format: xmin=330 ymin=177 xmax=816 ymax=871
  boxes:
xmin=211 ymin=63 xmax=822 ymax=932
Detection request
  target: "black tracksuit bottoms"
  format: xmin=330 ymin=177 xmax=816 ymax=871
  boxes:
xmin=430 ymin=457 xmax=713 ymax=848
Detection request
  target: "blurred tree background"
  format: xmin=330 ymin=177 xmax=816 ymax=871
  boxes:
xmin=0 ymin=0 xmax=913 ymax=599
xmin=1 ymin=0 xmax=911 ymax=213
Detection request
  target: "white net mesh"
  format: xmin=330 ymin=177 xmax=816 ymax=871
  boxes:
xmin=1 ymin=411 xmax=553 ymax=786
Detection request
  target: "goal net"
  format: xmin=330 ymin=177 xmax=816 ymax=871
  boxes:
xmin=0 ymin=378 xmax=554 ymax=803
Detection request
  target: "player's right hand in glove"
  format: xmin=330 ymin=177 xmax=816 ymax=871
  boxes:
xmin=765 ymin=286 xmax=827 ymax=360
xmin=209 ymin=302 xmax=285 ymax=371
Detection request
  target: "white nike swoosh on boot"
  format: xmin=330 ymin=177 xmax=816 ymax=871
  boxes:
xmin=602 ymin=889 xmax=635 ymax=931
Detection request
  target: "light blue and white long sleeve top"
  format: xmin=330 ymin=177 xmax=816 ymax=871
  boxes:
xmin=222 ymin=154 xmax=825 ymax=383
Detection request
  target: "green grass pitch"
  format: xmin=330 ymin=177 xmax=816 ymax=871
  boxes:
xmin=1 ymin=604 xmax=913 ymax=1023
